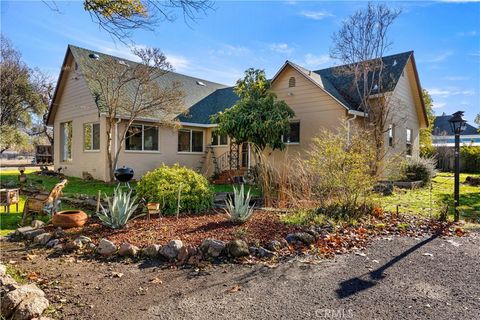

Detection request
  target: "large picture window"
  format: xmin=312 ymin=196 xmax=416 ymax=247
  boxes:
xmin=60 ymin=121 xmax=72 ymax=161
xmin=282 ymin=122 xmax=300 ymax=144
xmin=84 ymin=123 xmax=100 ymax=151
xmin=388 ymin=124 xmax=394 ymax=147
xmin=178 ymin=129 xmax=204 ymax=152
xmin=125 ymin=124 xmax=159 ymax=151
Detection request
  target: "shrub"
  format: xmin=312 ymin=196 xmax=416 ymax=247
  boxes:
xmin=97 ymin=186 xmax=140 ymax=229
xmin=136 ymin=164 xmax=213 ymax=215
xmin=460 ymin=146 xmax=480 ymax=173
xmin=225 ymin=184 xmax=255 ymax=223
xmin=402 ymin=156 xmax=437 ymax=184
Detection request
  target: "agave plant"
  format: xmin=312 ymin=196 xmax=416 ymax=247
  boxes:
xmin=97 ymin=186 xmax=141 ymax=229
xmin=225 ymin=184 xmax=255 ymax=223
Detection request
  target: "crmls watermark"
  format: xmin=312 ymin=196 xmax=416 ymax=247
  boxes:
xmin=315 ymin=308 xmax=354 ymax=319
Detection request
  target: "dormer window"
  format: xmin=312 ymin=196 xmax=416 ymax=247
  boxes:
xmin=288 ymin=77 xmax=296 ymax=88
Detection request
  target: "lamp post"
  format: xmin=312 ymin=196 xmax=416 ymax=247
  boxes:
xmin=448 ymin=111 xmax=467 ymax=222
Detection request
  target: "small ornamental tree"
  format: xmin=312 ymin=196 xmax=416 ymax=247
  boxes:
xmin=212 ymin=68 xmax=294 ymax=155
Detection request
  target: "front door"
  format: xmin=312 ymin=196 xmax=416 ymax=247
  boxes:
xmin=241 ymin=143 xmax=249 ymax=168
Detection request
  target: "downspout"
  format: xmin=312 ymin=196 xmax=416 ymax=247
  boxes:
xmin=114 ymin=118 xmax=121 ymax=170
xmin=347 ymin=113 xmax=357 ymax=144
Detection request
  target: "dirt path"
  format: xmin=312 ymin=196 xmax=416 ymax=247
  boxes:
xmin=1 ymin=233 xmax=479 ymax=320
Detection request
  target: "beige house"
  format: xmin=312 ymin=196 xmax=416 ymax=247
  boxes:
xmin=46 ymin=45 xmax=428 ymax=182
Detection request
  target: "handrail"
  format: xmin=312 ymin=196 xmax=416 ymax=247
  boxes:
xmin=215 ymin=150 xmax=230 ymax=173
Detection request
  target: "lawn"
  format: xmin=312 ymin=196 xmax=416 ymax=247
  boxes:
xmin=373 ymin=172 xmax=480 ymax=222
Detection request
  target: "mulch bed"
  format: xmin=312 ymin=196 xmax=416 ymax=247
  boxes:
xmin=48 ymin=210 xmax=301 ymax=247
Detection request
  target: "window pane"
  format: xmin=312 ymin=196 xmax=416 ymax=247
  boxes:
xmin=178 ymin=130 xmax=190 ymax=152
xmin=84 ymin=124 xmax=92 ymax=150
xmin=285 ymin=122 xmax=300 ymax=143
xmin=219 ymin=134 xmax=228 ymax=145
xmin=126 ymin=125 xmax=143 ymax=150
xmin=61 ymin=122 xmax=72 ymax=161
xmin=143 ymin=126 xmax=158 ymax=151
xmin=192 ymin=131 xmax=203 ymax=152
xmin=211 ymin=131 xmax=219 ymax=146
xmin=92 ymin=123 xmax=100 ymax=150
xmin=406 ymin=129 xmax=412 ymax=143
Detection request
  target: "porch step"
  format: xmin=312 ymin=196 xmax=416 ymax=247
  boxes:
xmin=211 ymin=169 xmax=247 ymax=184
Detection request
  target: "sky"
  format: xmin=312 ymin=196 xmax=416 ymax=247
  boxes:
xmin=1 ymin=0 xmax=479 ymax=124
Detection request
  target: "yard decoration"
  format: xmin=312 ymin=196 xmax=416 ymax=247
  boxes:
xmin=52 ymin=210 xmax=88 ymax=229
xmin=0 ymin=188 xmax=19 ymax=213
xmin=21 ymin=179 xmax=67 ymax=225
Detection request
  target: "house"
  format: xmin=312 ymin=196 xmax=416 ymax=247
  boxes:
xmin=432 ymin=113 xmax=480 ymax=147
xmin=46 ymin=45 xmax=428 ymax=182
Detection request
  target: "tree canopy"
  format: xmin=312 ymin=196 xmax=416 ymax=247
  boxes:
xmin=420 ymin=89 xmax=435 ymax=156
xmin=212 ymin=68 xmax=294 ymax=152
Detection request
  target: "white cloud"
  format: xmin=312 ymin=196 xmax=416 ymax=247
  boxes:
xmin=423 ymin=52 xmax=453 ymax=63
xmin=209 ymin=44 xmax=250 ymax=57
xmin=304 ymin=53 xmax=331 ymax=67
xmin=432 ymin=102 xmax=447 ymax=109
xmin=299 ymin=10 xmax=334 ymax=20
xmin=427 ymin=87 xmax=475 ymax=97
xmin=165 ymin=54 xmax=190 ymax=70
xmin=269 ymin=43 xmax=294 ymax=54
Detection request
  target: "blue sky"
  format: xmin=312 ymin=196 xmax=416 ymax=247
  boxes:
xmin=1 ymin=0 xmax=479 ymax=123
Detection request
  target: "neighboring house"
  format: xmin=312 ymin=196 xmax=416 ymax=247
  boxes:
xmin=46 ymin=45 xmax=428 ymax=181
xmin=432 ymin=114 xmax=480 ymax=147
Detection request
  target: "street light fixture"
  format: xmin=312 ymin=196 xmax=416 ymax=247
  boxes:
xmin=448 ymin=111 xmax=467 ymax=222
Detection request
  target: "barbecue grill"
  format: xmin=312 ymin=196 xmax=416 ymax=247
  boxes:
xmin=114 ymin=166 xmax=134 ymax=188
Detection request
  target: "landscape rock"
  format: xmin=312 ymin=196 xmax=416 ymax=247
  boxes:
xmin=257 ymin=247 xmax=277 ymax=259
xmin=177 ymin=245 xmax=198 ymax=264
xmin=0 ymin=274 xmax=20 ymax=294
xmin=14 ymin=227 xmax=34 ymax=239
xmin=24 ymin=229 xmax=46 ymax=241
xmin=13 ymin=295 xmax=50 ymax=320
xmin=1 ymin=284 xmax=45 ymax=318
xmin=119 ymin=243 xmax=139 ymax=257
xmin=64 ymin=239 xmax=83 ymax=251
xmin=33 ymin=233 xmax=52 ymax=246
xmin=53 ymin=243 xmax=64 ymax=252
xmin=0 ymin=263 xmax=6 ymax=276
xmin=285 ymin=232 xmax=316 ymax=246
xmin=160 ymin=240 xmax=183 ymax=260
xmin=31 ymin=220 xmax=45 ymax=229
xmin=75 ymin=235 xmax=92 ymax=244
xmin=143 ymin=244 xmax=161 ymax=258
xmin=200 ymin=239 xmax=226 ymax=258
xmin=45 ymin=239 xmax=60 ymax=248
xmin=305 ymin=228 xmax=320 ymax=240
xmin=266 ymin=239 xmax=287 ymax=252
xmin=97 ymin=239 xmax=117 ymax=256
xmin=52 ymin=227 xmax=66 ymax=238
xmin=226 ymin=239 xmax=250 ymax=258
xmin=249 ymin=246 xmax=258 ymax=255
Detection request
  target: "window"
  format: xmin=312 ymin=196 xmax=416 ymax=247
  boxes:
xmin=406 ymin=128 xmax=412 ymax=156
xmin=282 ymin=122 xmax=300 ymax=144
xmin=125 ymin=124 xmax=159 ymax=151
xmin=60 ymin=121 xmax=72 ymax=161
xmin=211 ymin=131 xmax=228 ymax=146
xmin=178 ymin=129 xmax=204 ymax=152
xmin=288 ymin=77 xmax=296 ymax=88
xmin=388 ymin=124 xmax=394 ymax=147
xmin=84 ymin=123 xmax=100 ymax=151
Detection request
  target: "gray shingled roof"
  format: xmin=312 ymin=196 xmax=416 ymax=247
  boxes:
xmin=314 ymin=51 xmax=413 ymax=111
xmin=433 ymin=115 xmax=479 ymax=136
xmin=67 ymin=45 xmax=417 ymax=125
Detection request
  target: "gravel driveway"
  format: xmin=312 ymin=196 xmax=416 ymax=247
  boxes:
xmin=1 ymin=232 xmax=479 ymax=320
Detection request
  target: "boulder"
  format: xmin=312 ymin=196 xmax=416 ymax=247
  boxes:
xmin=64 ymin=239 xmax=83 ymax=251
xmin=24 ymin=229 xmax=46 ymax=241
xmin=0 ymin=263 xmax=6 ymax=276
xmin=266 ymin=239 xmax=287 ymax=252
xmin=31 ymin=220 xmax=45 ymax=229
xmin=45 ymin=239 xmax=60 ymax=248
xmin=142 ymin=244 xmax=161 ymax=258
xmin=97 ymin=239 xmax=117 ymax=257
xmin=52 ymin=227 xmax=66 ymax=238
xmin=200 ymin=239 xmax=225 ymax=258
xmin=118 ymin=243 xmax=139 ymax=257
xmin=226 ymin=239 xmax=250 ymax=258
xmin=0 ymin=274 xmax=20 ymax=294
xmin=177 ymin=245 xmax=198 ymax=264
xmin=13 ymin=295 xmax=50 ymax=320
xmin=285 ymin=232 xmax=315 ymax=246
xmin=160 ymin=240 xmax=183 ymax=260
xmin=257 ymin=247 xmax=277 ymax=259
xmin=75 ymin=235 xmax=92 ymax=244
xmin=33 ymin=233 xmax=52 ymax=246
xmin=14 ymin=227 xmax=34 ymax=239
xmin=1 ymin=284 xmax=45 ymax=318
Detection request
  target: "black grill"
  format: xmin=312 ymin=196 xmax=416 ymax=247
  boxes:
xmin=114 ymin=166 xmax=134 ymax=183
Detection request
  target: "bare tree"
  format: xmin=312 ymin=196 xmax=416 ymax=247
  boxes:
xmin=82 ymin=47 xmax=185 ymax=181
xmin=330 ymin=2 xmax=402 ymax=176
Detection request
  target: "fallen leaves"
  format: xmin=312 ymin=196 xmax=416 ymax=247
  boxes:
xmin=228 ymin=284 xmax=241 ymax=293
xmin=149 ymin=277 xmax=163 ymax=284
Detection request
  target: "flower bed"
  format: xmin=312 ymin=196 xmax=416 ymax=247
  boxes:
xmin=45 ymin=210 xmax=300 ymax=247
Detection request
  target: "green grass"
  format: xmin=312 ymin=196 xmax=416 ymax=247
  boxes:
xmin=373 ymin=172 xmax=480 ymax=222
xmin=212 ymin=184 xmax=261 ymax=196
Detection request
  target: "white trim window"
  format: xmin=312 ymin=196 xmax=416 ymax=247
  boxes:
xmin=125 ymin=124 xmax=159 ymax=151
xmin=211 ymin=131 xmax=228 ymax=146
xmin=406 ymin=128 xmax=413 ymax=156
xmin=84 ymin=123 xmax=100 ymax=151
xmin=388 ymin=124 xmax=394 ymax=147
xmin=60 ymin=121 xmax=72 ymax=162
xmin=282 ymin=121 xmax=300 ymax=144
xmin=178 ymin=129 xmax=204 ymax=152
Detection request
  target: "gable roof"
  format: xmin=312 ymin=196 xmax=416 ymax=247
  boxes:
xmin=433 ymin=115 xmax=479 ymax=136
xmin=47 ymin=45 xmax=237 ymax=125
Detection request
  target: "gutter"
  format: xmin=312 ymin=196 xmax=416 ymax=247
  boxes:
xmin=348 ymin=109 xmax=368 ymax=117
